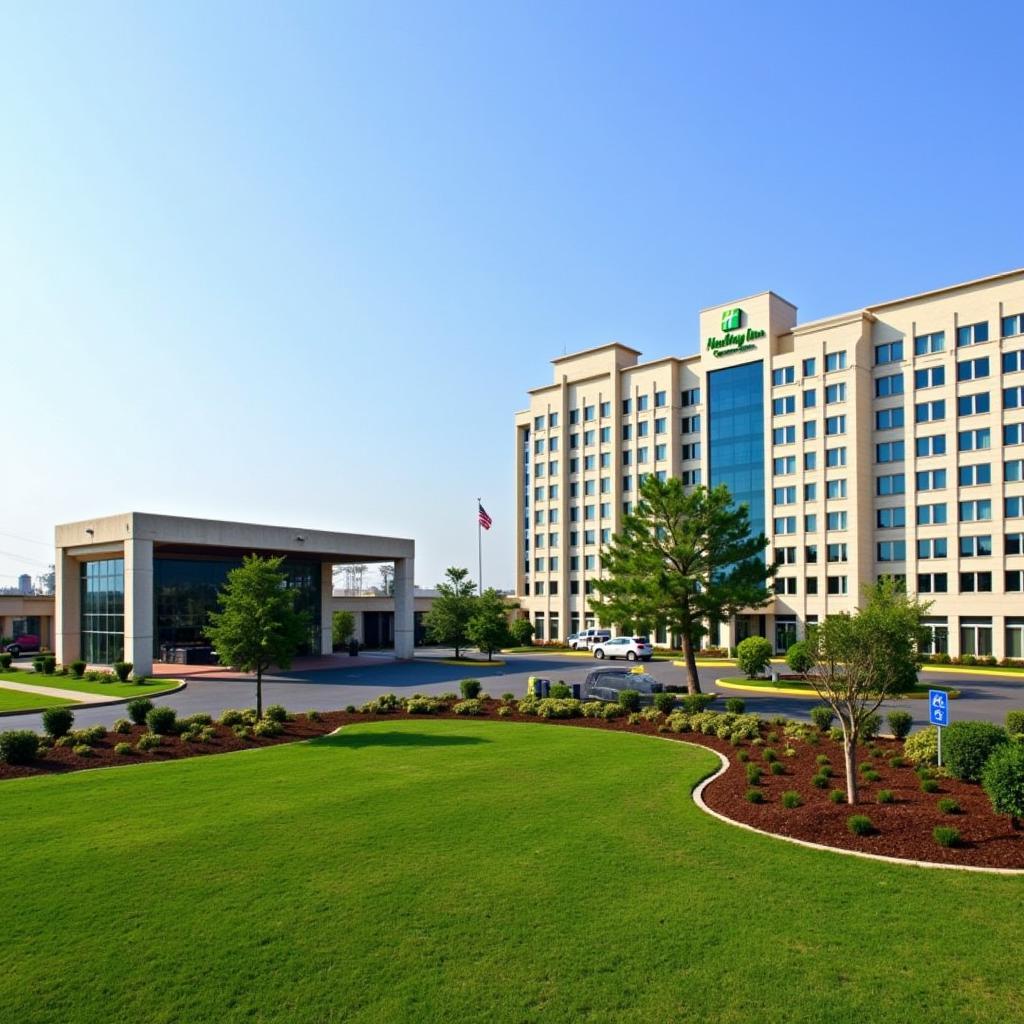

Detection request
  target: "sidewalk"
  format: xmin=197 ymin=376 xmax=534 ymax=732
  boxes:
xmin=0 ymin=678 xmax=113 ymax=704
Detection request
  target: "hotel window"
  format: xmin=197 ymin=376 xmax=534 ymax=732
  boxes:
xmin=957 ymin=321 xmax=989 ymax=347
xmin=876 ymin=440 xmax=905 ymax=463
xmin=534 ymin=485 xmax=544 ymax=501
xmin=638 ymin=421 xmax=650 ymax=437
xmin=825 ymin=351 xmax=847 ymax=371
xmin=804 ymin=482 xmax=817 ymax=501
xmin=772 ymin=366 xmax=795 ymax=386
xmin=534 ymin=438 xmax=545 ymax=454
xmin=534 ymin=509 xmax=546 ymax=525
xmin=549 ymin=559 xmax=559 ymax=574
xmin=825 ymin=415 xmax=846 ymax=436
xmin=584 ymin=405 xmax=595 ymax=421
xmin=536 ymin=462 xmax=546 ymax=477
xmin=622 ymin=398 xmax=632 ymax=414
xmin=583 ymin=430 xmax=595 ymax=446
xmin=804 ymin=452 xmax=817 ymax=470
xmin=533 ymin=613 xmax=545 ymax=640
xmin=569 ymin=482 xmax=579 ymax=498
xmin=827 ymin=575 xmax=848 ymax=595
xmin=877 ymin=473 xmax=905 ymax=496
xmin=916 ymin=468 xmax=947 ymax=490
xmin=959 ymin=499 xmax=992 ymax=522
xmin=915 ymin=400 xmax=945 ymax=423
xmin=548 ymin=483 xmax=559 ymax=499
xmin=584 ymin=555 xmax=596 ymax=570
xmin=773 ymin=426 xmax=796 ymax=445
xmin=775 ymin=546 xmax=797 ymax=565
xmin=622 ymin=450 xmax=633 ymax=467
xmin=1006 ymin=532 xmax=1024 ymax=555
xmin=682 ymin=442 xmax=701 ymax=460
xmin=958 ymin=428 xmax=990 ymax=452
xmin=774 ymin=516 xmax=797 ymax=535
xmin=621 ymin=501 xmax=631 ymax=516
xmin=549 ymin=508 xmax=559 ymax=524
xmin=599 ymin=477 xmax=611 ymax=494
xmin=600 ymin=426 xmax=611 ymax=443
xmin=804 ymin=389 xmax=817 ymax=408
xmin=681 ymin=415 xmax=701 ymax=433
xmin=1007 ymin=572 xmax=1024 ymax=594
xmin=1005 ymin=459 xmax=1024 ymax=482
xmin=959 ymin=464 xmax=991 ymax=487
xmin=805 ymin=544 xmax=819 ymax=563
xmin=876 ymin=407 xmax=904 ymax=430
xmin=825 ymin=382 xmax=846 ymax=404
xmin=569 ymin=531 xmax=578 ymax=547
xmin=655 ymin=443 xmax=667 ymax=461
xmin=1005 ymin=386 xmax=1024 ymax=409
xmin=918 ymin=538 xmax=948 ymax=559
xmin=655 ymin=390 xmax=667 ymax=407
xmin=914 ymin=366 xmax=945 ymax=389
xmin=826 ymin=511 xmax=848 ymax=531
xmin=681 ymin=468 xmax=702 ymax=486
xmin=917 ymin=573 xmax=949 ymax=594
xmin=804 ymin=421 xmax=817 ymax=440
xmin=825 ymin=446 xmax=847 ymax=467
xmin=584 ymin=455 xmax=596 ymax=470
xmin=549 ymin=436 xmax=560 ymax=452
xmin=806 ymin=576 xmax=819 ymax=595
xmin=802 ymin=357 xmax=816 ymax=376
xmin=601 ymin=527 xmax=611 ymax=543
xmin=1004 ymin=350 xmax=1024 ymax=374
xmin=548 ymin=460 xmax=558 ymax=475
xmin=1008 ymin=497 xmax=1024 ymax=519
xmin=569 ymin=433 xmax=580 ymax=450
xmin=960 ymin=572 xmax=993 ymax=593
xmin=957 ymin=357 xmax=990 ymax=381
xmin=876 ymin=373 xmax=903 ymax=397
xmin=534 ymin=556 xmax=545 ymax=571
xmin=637 ymin=395 xmax=649 ymax=411
xmin=914 ymin=331 xmax=945 ymax=355
xmin=773 ymin=455 xmax=796 ymax=475
xmin=569 ymin=409 xmax=580 ymax=425
xmin=960 ymin=619 xmax=993 ymax=656
xmin=875 ymin=341 xmax=903 ymax=365
xmin=917 ymin=502 xmax=947 ymax=525
xmin=534 ymin=415 xmax=544 ymax=430
xmin=827 ymin=479 xmax=848 ymax=499
xmin=549 ymin=413 xmax=559 ymax=428
xmin=1003 ymin=314 xmax=1024 ymax=338
xmin=774 ymin=486 xmax=797 ymax=505
xmin=654 ymin=418 xmax=666 ymax=434
xmin=622 ymin=424 xmax=632 ymax=441
xmin=959 ymin=535 xmax=993 ymax=558
xmin=774 ymin=577 xmax=797 ymax=595
xmin=916 ymin=434 xmax=946 ymax=457
xmin=877 ymin=506 xmax=906 ymax=528
xmin=600 ymin=452 xmax=611 ymax=468
xmin=534 ymin=581 xmax=545 ymax=596
xmin=805 ymin=514 xmax=818 ymax=532
xmin=958 ymin=393 xmax=990 ymax=416
xmin=600 ymin=502 xmax=611 ymax=518
xmin=600 ymin=401 xmax=611 ymax=417
xmin=1008 ymin=619 xmax=1024 ymax=658
xmin=772 ymin=396 xmax=796 ymax=415
xmin=681 ymin=388 xmax=700 ymax=406
xmin=584 ymin=504 xmax=595 ymax=521
xmin=877 ymin=540 xmax=906 ymax=561
xmin=584 ymin=529 xmax=596 ymax=545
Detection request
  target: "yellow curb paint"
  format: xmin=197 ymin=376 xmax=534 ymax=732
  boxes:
xmin=425 ymin=659 xmax=507 ymax=668
xmin=714 ymin=677 xmax=812 ymax=697
xmin=921 ymin=665 xmax=1024 ymax=679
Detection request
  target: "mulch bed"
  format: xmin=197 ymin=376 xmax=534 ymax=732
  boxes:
xmin=2 ymin=701 xmax=1021 ymax=870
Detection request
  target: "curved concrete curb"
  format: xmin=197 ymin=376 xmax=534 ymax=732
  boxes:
xmin=689 ymin=743 xmax=1024 ymax=876
xmin=714 ymin=677 xmax=814 ymax=697
xmin=0 ymin=681 xmax=188 ymax=718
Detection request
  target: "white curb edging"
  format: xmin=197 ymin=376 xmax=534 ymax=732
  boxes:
xmin=690 ymin=744 xmax=1024 ymax=876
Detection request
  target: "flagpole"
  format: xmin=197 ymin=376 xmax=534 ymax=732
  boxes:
xmin=477 ymin=498 xmax=483 ymax=596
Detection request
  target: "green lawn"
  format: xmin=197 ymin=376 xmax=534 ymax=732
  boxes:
xmin=1 ymin=721 xmax=1022 ymax=1023
xmin=719 ymin=676 xmax=962 ymax=699
xmin=0 ymin=671 xmax=178 ymax=699
xmin=0 ymin=688 xmax=75 ymax=712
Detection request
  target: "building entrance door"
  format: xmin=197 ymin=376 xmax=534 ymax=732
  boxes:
xmin=774 ymin=619 xmax=797 ymax=654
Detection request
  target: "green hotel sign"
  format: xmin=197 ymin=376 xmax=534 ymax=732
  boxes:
xmin=707 ymin=307 xmax=765 ymax=358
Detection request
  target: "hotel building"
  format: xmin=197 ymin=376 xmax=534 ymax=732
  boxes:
xmin=514 ymin=268 xmax=1024 ymax=660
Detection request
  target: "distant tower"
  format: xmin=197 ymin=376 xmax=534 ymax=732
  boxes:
xmin=18 ymin=574 xmax=32 ymax=595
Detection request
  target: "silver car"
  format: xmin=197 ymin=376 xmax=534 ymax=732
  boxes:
xmin=582 ymin=669 xmax=662 ymax=703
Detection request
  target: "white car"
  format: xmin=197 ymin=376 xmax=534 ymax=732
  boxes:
xmin=591 ymin=636 xmax=653 ymax=661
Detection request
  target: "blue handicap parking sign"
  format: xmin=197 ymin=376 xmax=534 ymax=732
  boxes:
xmin=929 ymin=689 xmax=949 ymax=727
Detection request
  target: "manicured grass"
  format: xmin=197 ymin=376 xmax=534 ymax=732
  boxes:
xmin=0 ymin=688 xmax=75 ymax=712
xmin=719 ymin=676 xmax=962 ymax=699
xmin=0 ymin=671 xmax=178 ymax=699
xmin=1 ymin=721 xmax=1022 ymax=1023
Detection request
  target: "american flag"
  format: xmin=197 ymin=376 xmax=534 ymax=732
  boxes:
xmin=478 ymin=502 xmax=493 ymax=530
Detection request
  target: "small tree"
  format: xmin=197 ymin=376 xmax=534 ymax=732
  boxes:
xmin=423 ymin=567 xmax=477 ymax=658
xmin=785 ymin=641 xmax=813 ymax=677
xmin=467 ymin=589 xmax=511 ymax=661
xmin=509 ymin=617 xmax=535 ymax=646
xmin=806 ymin=578 xmax=930 ymax=804
xmin=332 ymin=611 xmax=355 ymax=650
xmin=736 ymin=636 xmax=772 ymax=678
xmin=591 ymin=478 xmax=774 ymax=694
xmin=204 ymin=555 xmax=309 ymax=720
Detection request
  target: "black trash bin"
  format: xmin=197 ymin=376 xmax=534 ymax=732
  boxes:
xmin=348 ymin=639 xmax=359 ymax=657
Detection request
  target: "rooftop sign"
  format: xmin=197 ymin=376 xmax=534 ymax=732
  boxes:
xmin=707 ymin=307 xmax=765 ymax=358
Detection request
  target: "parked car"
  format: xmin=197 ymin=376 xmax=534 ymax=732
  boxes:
xmin=592 ymin=636 xmax=653 ymax=661
xmin=569 ymin=628 xmax=611 ymax=650
xmin=4 ymin=634 xmax=41 ymax=657
xmin=582 ymin=669 xmax=662 ymax=703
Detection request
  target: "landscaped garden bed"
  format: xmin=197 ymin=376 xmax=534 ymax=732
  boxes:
xmin=2 ymin=691 xmax=1021 ymax=870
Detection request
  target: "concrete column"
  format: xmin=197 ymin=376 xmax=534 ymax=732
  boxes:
xmin=124 ymin=538 xmax=154 ymax=676
xmin=394 ymin=556 xmax=415 ymax=658
xmin=55 ymin=547 xmax=81 ymax=666
xmin=320 ymin=563 xmax=334 ymax=655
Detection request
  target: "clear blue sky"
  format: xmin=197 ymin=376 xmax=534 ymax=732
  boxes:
xmin=3 ymin=1 xmax=1022 ymax=591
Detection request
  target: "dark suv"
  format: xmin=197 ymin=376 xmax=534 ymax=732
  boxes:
xmin=582 ymin=669 xmax=662 ymax=703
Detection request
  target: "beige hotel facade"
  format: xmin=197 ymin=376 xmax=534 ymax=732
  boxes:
xmin=514 ymin=268 xmax=1024 ymax=660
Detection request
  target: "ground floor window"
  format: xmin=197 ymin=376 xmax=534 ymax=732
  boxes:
xmin=1007 ymin=619 xmax=1024 ymax=659
xmin=774 ymin=617 xmax=797 ymax=653
xmin=655 ymin=624 xmax=667 ymax=645
xmin=569 ymin=613 xmax=580 ymax=636
xmin=549 ymin=612 xmax=560 ymax=640
xmin=81 ymin=558 xmax=125 ymax=665
xmin=960 ymin=618 xmax=992 ymax=657
xmin=584 ymin=616 xmax=596 ymax=629
xmin=10 ymin=616 xmax=40 ymax=638
xmin=921 ymin=617 xmax=949 ymax=655
xmin=534 ymin=612 xmax=545 ymax=641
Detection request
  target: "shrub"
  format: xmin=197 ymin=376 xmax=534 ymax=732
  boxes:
xmin=784 ymin=746 xmax=797 ymax=758
xmin=829 ymin=789 xmax=846 ymax=804
xmin=680 ymin=693 xmax=715 ymax=713
xmin=766 ymin=731 xmax=779 ymax=743
xmin=810 ymin=705 xmax=835 ymax=732
xmin=344 ymin=705 xmax=356 ymax=714
xmin=136 ymin=733 xmax=161 ymax=752
xmin=231 ymin=724 xmax=251 ymax=739
xmin=981 ymin=743 xmax=1024 ymax=826
xmin=1006 ymin=710 xmax=1024 ymax=735
xmin=784 ymin=640 xmax=813 ymax=676
xmin=762 ymin=748 xmax=777 ymax=763
xmin=405 ymin=696 xmax=444 ymax=714
xmin=920 ymin=777 xmax=940 ymax=793
xmin=41 ymin=655 xmax=56 ymax=674
xmin=769 ymin=761 xmax=785 ymax=775
xmin=0 ymin=730 xmax=40 ymax=764
xmin=887 ymin=710 xmax=913 ymax=741
xmin=0 ymin=653 xmax=11 ymax=670
xmin=32 ymin=658 xmax=44 ymax=673
xmin=944 ymin=721 xmax=1009 ymax=783
xmin=736 ymin=636 xmax=773 ymax=678
xmin=199 ymin=726 xmax=216 ymax=742
xmin=508 ymin=618 xmax=534 ymax=646
xmin=861 ymin=713 xmax=881 ymax=741
xmin=937 ymin=798 xmax=961 ymax=814
xmin=815 ymin=754 xmax=831 ymax=766
xmin=933 ymin=826 xmax=961 ymax=848
xmin=601 ymin=703 xmax=624 ymax=720
xmin=453 ymin=699 xmax=484 ymax=716
xmin=498 ymin=705 xmax=512 ymax=717
xmin=126 ymin=698 xmax=154 ymax=726
xmin=500 ymin=693 xmax=516 ymax=704
xmin=253 ymin=718 xmax=283 ymax=737
xmin=745 ymin=764 xmax=762 ymax=785
xmin=816 ymin=764 xmax=833 ymax=778
xmin=360 ymin=694 xmax=402 ymax=714
xmin=617 ymin=689 xmax=642 ymax=712
xmin=862 ymin=769 xmax=881 ymax=783
xmin=72 ymin=743 xmax=94 ymax=757
xmin=264 ymin=704 xmax=288 ymax=723
xmin=549 ymin=683 xmax=571 ymax=699
xmin=114 ymin=742 xmax=134 ymax=756
xmin=737 ymin=750 xmax=750 ymax=763
xmin=112 ymin=718 xmax=132 ymax=734
xmin=180 ymin=713 xmax=213 ymax=729
xmin=70 ymin=725 xmax=106 ymax=745
xmin=828 ymin=727 xmax=844 ymax=743
xmin=745 ymin=788 xmax=764 ymax=804
xmin=812 ymin=773 xmax=830 ymax=789
xmin=888 ymin=755 xmax=906 ymax=769
xmin=145 ymin=706 xmax=178 ymax=735
xmin=459 ymin=679 xmax=482 ymax=699
xmin=724 ymin=697 xmax=746 ymax=714
xmin=648 ymin=692 xmax=673 ymax=715
xmin=220 ymin=708 xmax=246 ymax=726
xmin=904 ymin=726 xmax=939 ymax=766
xmin=847 ymin=815 xmax=874 ymax=836
xmin=113 ymin=661 xmax=133 ymax=682
xmin=781 ymin=791 xmax=802 ymax=808
xmin=65 ymin=659 xmax=85 ymax=677
xmin=41 ymin=706 xmax=74 ymax=738
xmin=534 ymin=698 xmax=582 ymax=719
xmin=877 ymin=789 xmax=895 ymax=804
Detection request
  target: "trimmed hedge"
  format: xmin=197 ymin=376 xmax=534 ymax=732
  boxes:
xmin=944 ymin=721 xmax=1009 ymax=783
